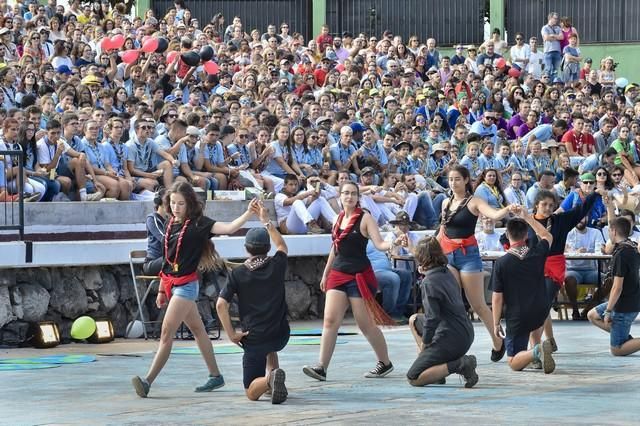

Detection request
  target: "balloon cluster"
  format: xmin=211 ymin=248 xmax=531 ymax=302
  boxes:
xmin=99 ymin=35 xmax=219 ymax=75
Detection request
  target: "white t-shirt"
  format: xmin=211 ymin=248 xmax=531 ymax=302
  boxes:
xmin=274 ymin=193 xmax=292 ymax=223
xmin=36 ymin=137 xmax=71 ymax=168
xmin=528 ymin=51 xmax=544 ymax=79
xmin=510 ymin=44 xmax=531 ymax=69
xmin=566 ymin=227 xmax=605 ymax=270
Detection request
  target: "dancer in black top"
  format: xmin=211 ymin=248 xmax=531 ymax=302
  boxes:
xmin=131 ymin=182 xmax=260 ymax=398
xmin=407 ymin=236 xmax=478 ymax=388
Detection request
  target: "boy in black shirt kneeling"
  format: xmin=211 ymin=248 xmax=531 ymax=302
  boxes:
xmin=492 ymin=211 xmax=556 ymax=374
xmin=217 ymin=202 xmax=290 ymax=404
xmin=588 ymin=217 xmax=640 ymax=356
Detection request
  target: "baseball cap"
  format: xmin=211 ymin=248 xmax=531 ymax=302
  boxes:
xmin=350 ymin=122 xmax=367 ymax=133
xmin=81 ymin=75 xmax=102 ymax=86
xmin=186 ymin=126 xmax=200 ymax=136
xmin=316 ymin=116 xmax=331 ymax=126
xmin=56 ymin=65 xmax=73 ymax=75
xmin=580 ymin=172 xmax=595 ymax=183
xmin=383 ymin=95 xmax=397 ymax=106
xmin=361 ymin=166 xmax=375 ymax=175
xmin=280 ymin=59 xmax=290 ymax=66
xmin=0 ymin=28 xmax=9 ymax=36
xmin=245 ymin=227 xmax=270 ymax=249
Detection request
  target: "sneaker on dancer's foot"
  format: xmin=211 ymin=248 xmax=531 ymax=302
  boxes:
xmin=548 ymin=337 xmax=558 ymax=353
xmin=456 ymin=355 xmax=478 ymax=388
xmin=364 ymin=361 xmax=393 ymax=378
xmin=302 ymin=364 xmax=326 ymax=381
xmin=269 ymin=368 xmax=287 ymax=404
xmin=530 ymin=359 xmax=542 ymax=370
xmin=195 ymin=374 xmax=225 ymax=392
xmin=541 ymin=340 xmax=556 ymax=374
xmin=490 ymin=341 xmax=506 ymax=362
xmin=131 ymin=376 xmax=150 ymax=398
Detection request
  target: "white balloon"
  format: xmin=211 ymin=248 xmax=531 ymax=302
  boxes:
xmin=126 ymin=320 xmax=144 ymax=339
xmin=615 ymin=77 xmax=629 ymax=88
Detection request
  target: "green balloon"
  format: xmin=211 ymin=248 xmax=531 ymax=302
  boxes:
xmin=71 ymin=316 xmax=96 ymax=340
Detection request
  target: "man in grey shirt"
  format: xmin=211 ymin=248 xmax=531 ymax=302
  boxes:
xmin=541 ymin=12 xmax=563 ymax=80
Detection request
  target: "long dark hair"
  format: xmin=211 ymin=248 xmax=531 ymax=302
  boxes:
xmin=163 ymin=181 xmax=203 ymax=220
xmin=533 ymin=189 xmax=557 ymax=214
xmin=449 ymin=164 xmax=474 ymax=195
xmin=475 ymin=168 xmax=508 ymax=205
xmin=415 ymin=236 xmax=448 ymax=270
xmin=18 ymin=121 xmax=36 ymax=168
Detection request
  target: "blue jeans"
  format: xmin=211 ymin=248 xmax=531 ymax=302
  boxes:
xmin=414 ymin=192 xmax=446 ymax=228
xmin=544 ymin=50 xmax=562 ymax=79
xmin=595 ymin=303 xmax=638 ymax=348
xmin=30 ymin=175 xmax=60 ymax=202
xmin=376 ymin=268 xmax=412 ymax=317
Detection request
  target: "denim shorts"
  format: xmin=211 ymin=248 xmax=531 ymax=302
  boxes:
xmin=171 ymin=280 xmax=199 ymax=301
xmin=333 ymin=280 xmax=361 ymax=298
xmin=595 ymin=302 xmax=639 ymax=348
xmin=446 ymin=244 xmax=483 ymax=273
xmin=565 ymin=269 xmax=599 ymax=285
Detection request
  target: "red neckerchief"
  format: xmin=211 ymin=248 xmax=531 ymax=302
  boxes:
xmin=332 ymin=207 xmax=363 ymax=253
xmin=164 ymin=216 xmax=191 ymax=273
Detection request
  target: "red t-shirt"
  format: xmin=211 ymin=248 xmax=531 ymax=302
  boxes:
xmin=561 ymin=129 xmax=595 ymax=155
xmin=313 ymin=68 xmax=328 ymax=87
xmin=316 ymin=34 xmax=333 ymax=53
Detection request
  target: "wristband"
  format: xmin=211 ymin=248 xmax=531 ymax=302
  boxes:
xmin=158 ymin=291 xmax=166 ymax=294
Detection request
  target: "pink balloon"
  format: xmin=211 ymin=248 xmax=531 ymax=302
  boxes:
xmin=166 ymin=50 xmax=179 ymax=64
xmin=111 ymin=34 xmax=125 ymax=49
xmin=142 ymin=35 xmax=151 ymax=44
xmin=495 ymin=57 xmax=506 ymax=69
xmin=142 ymin=38 xmax=159 ymax=54
xmin=203 ymin=61 xmax=219 ymax=75
xmin=101 ymin=37 xmax=113 ymax=51
xmin=121 ymin=49 xmax=140 ymax=64
xmin=335 ymin=63 xmax=345 ymax=72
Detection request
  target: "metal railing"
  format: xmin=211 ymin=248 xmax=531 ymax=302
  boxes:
xmin=0 ymin=149 xmax=25 ymax=241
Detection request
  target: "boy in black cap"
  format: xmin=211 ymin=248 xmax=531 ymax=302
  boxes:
xmin=216 ymin=202 xmax=290 ymax=404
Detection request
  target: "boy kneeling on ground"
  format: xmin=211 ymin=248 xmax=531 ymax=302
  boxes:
xmin=216 ymin=202 xmax=290 ymax=404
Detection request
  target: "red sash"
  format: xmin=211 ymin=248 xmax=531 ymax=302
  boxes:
xmin=544 ymin=254 xmax=566 ymax=286
xmin=437 ymin=229 xmax=478 ymax=255
xmin=159 ymin=271 xmax=199 ymax=300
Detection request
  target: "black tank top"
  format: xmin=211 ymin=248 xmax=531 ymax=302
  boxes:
xmin=332 ymin=214 xmax=370 ymax=274
xmin=444 ymin=199 xmax=478 ymax=239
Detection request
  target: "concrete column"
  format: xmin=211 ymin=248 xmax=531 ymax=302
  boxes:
xmin=137 ymin=0 xmax=152 ymax=19
xmin=490 ymin=0 xmax=506 ymax=36
xmin=312 ymin=0 xmax=327 ymax=39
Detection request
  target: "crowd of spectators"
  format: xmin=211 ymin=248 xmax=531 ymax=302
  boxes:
xmin=0 ymin=2 xmax=638 ymax=242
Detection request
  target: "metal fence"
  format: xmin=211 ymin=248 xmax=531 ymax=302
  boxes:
xmin=506 ymin=0 xmax=640 ymax=43
xmin=325 ymin=0 xmax=485 ymax=45
xmin=0 ymin=150 xmax=25 ymax=241
xmin=152 ymin=0 xmax=313 ymax=41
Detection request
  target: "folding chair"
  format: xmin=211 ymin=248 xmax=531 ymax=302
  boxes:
xmin=128 ymin=250 xmax=161 ymax=340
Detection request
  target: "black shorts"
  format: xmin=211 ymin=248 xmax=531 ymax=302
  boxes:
xmin=242 ymin=333 xmax=289 ymax=389
xmin=505 ymin=332 xmax=530 ymax=357
xmin=406 ymin=314 xmax=472 ymax=381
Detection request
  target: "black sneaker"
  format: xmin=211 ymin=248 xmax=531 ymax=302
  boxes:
xmin=302 ymin=364 xmax=327 ymax=381
xmin=364 ymin=361 xmax=394 ymax=378
xmin=490 ymin=341 xmax=506 ymax=362
xmin=456 ymin=355 xmax=478 ymax=388
xmin=269 ymin=368 xmax=287 ymax=404
xmin=131 ymin=376 xmax=150 ymax=398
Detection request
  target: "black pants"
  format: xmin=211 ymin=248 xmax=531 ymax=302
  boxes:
xmin=406 ymin=314 xmax=473 ymax=380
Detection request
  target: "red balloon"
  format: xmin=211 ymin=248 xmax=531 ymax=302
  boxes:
xmin=111 ymin=34 xmax=125 ymax=49
xmin=495 ymin=57 xmax=506 ymax=69
xmin=508 ymin=67 xmax=521 ymax=78
xmin=166 ymin=50 xmax=179 ymax=64
xmin=142 ymin=38 xmax=159 ymax=54
xmin=101 ymin=37 xmax=113 ymax=51
xmin=121 ymin=49 xmax=140 ymax=64
xmin=203 ymin=61 xmax=219 ymax=75
xmin=335 ymin=63 xmax=345 ymax=72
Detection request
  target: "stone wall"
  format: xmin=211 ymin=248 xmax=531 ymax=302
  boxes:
xmin=0 ymin=256 xmax=328 ymax=346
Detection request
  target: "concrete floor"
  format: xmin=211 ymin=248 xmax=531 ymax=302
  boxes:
xmin=2 ymin=319 xmax=640 ymax=425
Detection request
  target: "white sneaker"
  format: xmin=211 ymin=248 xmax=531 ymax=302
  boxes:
xmin=87 ymin=191 xmax=104 ymax=202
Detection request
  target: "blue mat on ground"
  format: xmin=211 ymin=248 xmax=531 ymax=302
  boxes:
xmin=290 ymin=328 xmax=357 ymax=336
xmin=172 ymin=345 xmax=244 ymax=355
xmin=0 ymin=354 xmax=96 ymax=365
xmin=0 ymin=363 xmax=61 ymax=371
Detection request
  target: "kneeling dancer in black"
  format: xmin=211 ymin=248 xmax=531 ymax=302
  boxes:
xmin=492 ymin=211 xmax=556 ymax=374
xmin=217 ymin=201 xmax=290 ymax=404
xmin=406 ymin=236 xmax=478 ymax=388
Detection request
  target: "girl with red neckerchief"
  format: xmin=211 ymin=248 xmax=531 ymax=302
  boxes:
xmin=302 ymin=181 xmax=405 ymax=382
xmin=132 ymin=182 xmax=260 ymax=398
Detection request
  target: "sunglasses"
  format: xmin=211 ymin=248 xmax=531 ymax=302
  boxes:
xmin=582 ymin=181 xmax=595 ymax=185
xmin=237 ymin=134 xmax=248 ymax=138
xmin=485 ymin=116 xmax=497 ymax=121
